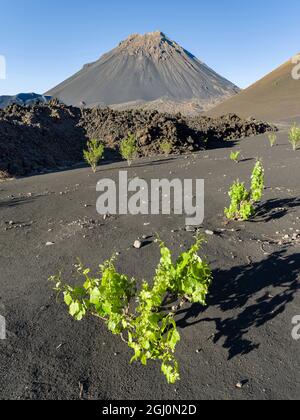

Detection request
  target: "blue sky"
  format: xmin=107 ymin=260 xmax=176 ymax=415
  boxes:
xmin=0 ymin=0 xmax=299 ymax=95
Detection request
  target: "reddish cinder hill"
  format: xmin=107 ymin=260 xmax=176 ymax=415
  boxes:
xmin=208 ymin=56 xmax=300 ymax=123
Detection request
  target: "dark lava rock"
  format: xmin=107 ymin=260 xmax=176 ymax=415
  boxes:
xmin=0 ymin=101 xmax=276 ymax=177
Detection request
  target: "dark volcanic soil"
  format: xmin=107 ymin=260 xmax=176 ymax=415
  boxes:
xmin=0 ymin=128 xmax=299 ymax=400
xmin=0 ymin=101 xmax=275 ymax=177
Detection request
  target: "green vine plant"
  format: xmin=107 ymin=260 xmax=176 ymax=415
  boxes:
xmin=225 ymin=160 xmax=265 ymax=221
xmin=50 ymin=236 xmax=213 ymax=385
xmin=120 ymin=132 xmax=139 ymax=166
xmin=230 ymin=151 xmax=241 ymax=163
xmin=289 ymin=123 xmax=300 ymax=151
xmin=160 ymin=140 xmax=173 ymax=156
xmin=83 ymin=139 xmax=105 ymax=173
xmin=268 ymin=133 xmax=277 ymax=147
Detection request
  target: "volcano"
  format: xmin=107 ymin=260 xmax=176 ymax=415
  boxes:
xmin=46 ymin=31 xmax=239 ymax=113
xmin=208 ymin=55 xmax=300 ymax=123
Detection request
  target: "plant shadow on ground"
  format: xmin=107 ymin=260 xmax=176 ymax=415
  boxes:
xmin=0 ymin=197 xmax=35 ymax=209
xmin=240 ymin=158 xmax=255 ymax=163
xmin=177 ymin=248 xmax=300 ymax=360
xmin=96 ymin=156 xmax=178 ymax=172
xmin=253 ymin=197 xmax=300 ymax=222
xmin=206 ymin=139 xmax=238 ymax=150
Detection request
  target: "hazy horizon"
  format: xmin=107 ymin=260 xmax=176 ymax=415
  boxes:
xmin=0 ymin=0 xmax=299 ymax=95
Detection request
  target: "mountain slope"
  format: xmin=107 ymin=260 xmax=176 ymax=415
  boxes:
xmin=0 ymin=93 xmax=51 ymax=109
xmin=46 ymin=31 xmax=239 ymax=111
xmin=208 ymin=56 xmax=300 ymax=123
